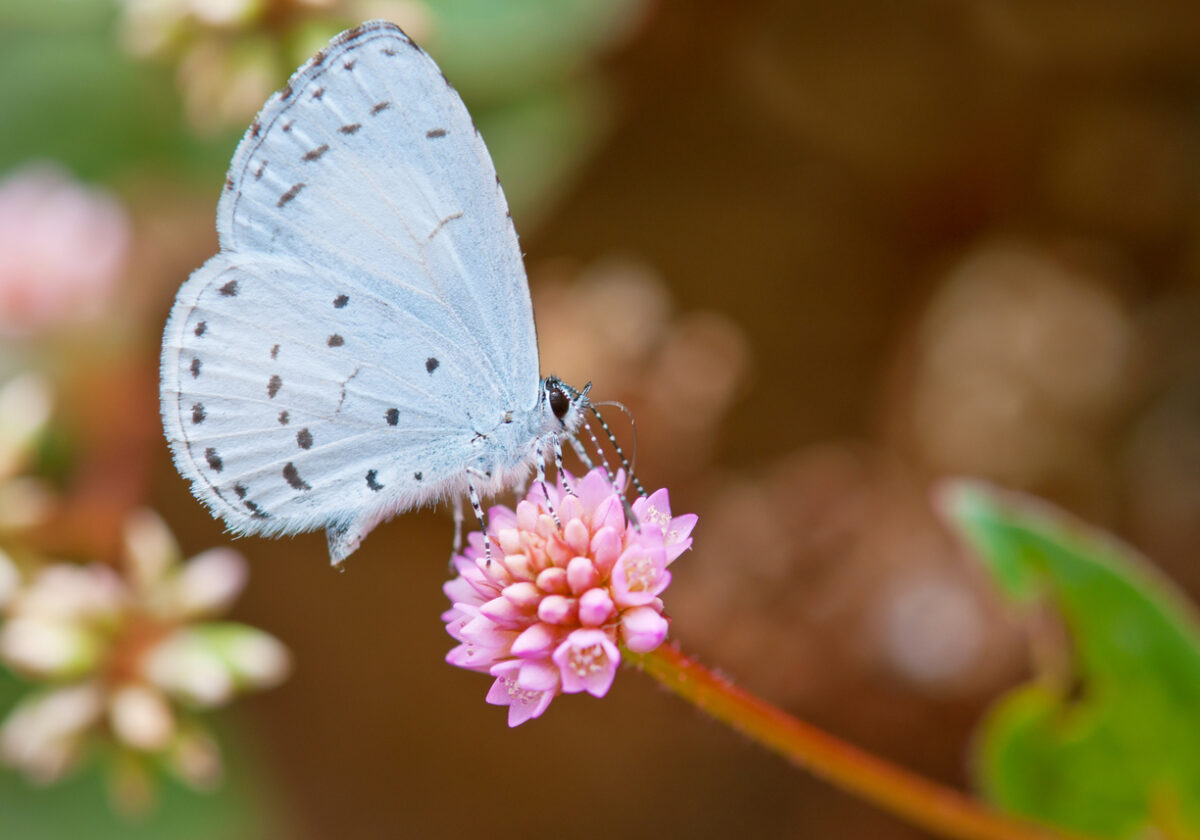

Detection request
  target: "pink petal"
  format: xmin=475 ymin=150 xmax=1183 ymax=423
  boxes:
xmin=446 ymin=642 xmax=508 ymax=672
xmin=632 ymin=488 xmax=672 ymax=527
xmin=557 ymin=494 xmax=584 ymax=527
xmin=566 ymin=556 xmax=599 ymax=595
xmin=575 ymin=469 xmax=616 ymax=515
xmin=590 ymin=494 xmax=625 ymax=535
xmin=589 ymin=527 xmax=622 ymax=577
xmin=544 ymin=530 xmax=571 ymax=566
xmin=486 ymin=506 xmax=518 ymax=531
xmin=501 ymin=582 xmax=541 ymax=611
xmin=578 ymin=588 xmax=614 ymax=627
xmin=535 ymin=567 xmax=569 ymax=595
xmin=502 ymin=552 xmax=535 ymax=582
xmin=552 ymin=629 xmax=619 ymax=697
xmin=664 ymin=513 xmax=698 ymax=562
xmin=537 ymin=594 xmax=577 ymax=625
xmin=485 ymin=666 xmax=556 ymax=727
xmin=620 ymin=606 xmax=669 ymax=652
xmin=479 ymin=595 xmax=528 ymax=627
xmin=444 ymin=574 xmax=490 ymax=609
xmin=611 ymin=546 xmax=670 ymax=607
xmin=496 ymin=528 xmax=524 ymax=556
xmin=510 ymin=622 xmax=559 ymax=659
xmin=460 ymin=612 xmax=518 ymax=648
xmin=514 ymin=659 xmax=560 ymax=693
xmin=562 ymin=518 xmax=590 ymax=555
xmin=516 ymin=500 xmax=540 ymax=532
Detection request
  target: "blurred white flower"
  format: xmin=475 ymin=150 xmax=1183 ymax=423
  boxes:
xmin=0 ymin=374 xmax=53 ymax=532
xmin=0 ymin=510 xmax=289 ymax=792
xmin=0 ymin=164 xmax=129 ymax=338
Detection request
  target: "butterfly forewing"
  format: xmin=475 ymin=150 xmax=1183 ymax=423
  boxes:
xmin=217 ymin=23 xmax=537 ymax=407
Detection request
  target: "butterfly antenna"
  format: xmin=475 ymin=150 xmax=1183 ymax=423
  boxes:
xmin=590 ymin=402 xmax=647 ymax=498
xmin=580 ymin=415 xmax=616 ymax=486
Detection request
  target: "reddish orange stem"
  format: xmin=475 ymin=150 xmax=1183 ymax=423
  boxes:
xmin=628 ymin=643 xmax=1093 ymax=840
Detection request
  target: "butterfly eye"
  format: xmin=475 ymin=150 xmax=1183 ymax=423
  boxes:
xmin=549 ymin=385 xmax=570 ymax=420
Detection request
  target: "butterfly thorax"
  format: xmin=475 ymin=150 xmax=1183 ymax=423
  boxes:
xmin=460 ymin=375 xmax=588 ymax=496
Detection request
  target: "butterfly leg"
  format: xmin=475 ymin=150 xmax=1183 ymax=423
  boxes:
xmin=464 ymin=472 xmax=492 ymax=565
xmin=553 ymin=435 xmax=576 ymax=497
xmin=451 ymin=494 xmax=464 ymax=557
xmin=533 ymin=442 xmax=562 ymax=529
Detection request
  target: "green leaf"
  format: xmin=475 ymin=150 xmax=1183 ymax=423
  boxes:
xmin=938 ymin=481 xmax=1200 ymax=838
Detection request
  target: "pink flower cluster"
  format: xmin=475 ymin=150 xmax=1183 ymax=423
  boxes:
xmin=443 ymin=468 xmax=696 ymax=726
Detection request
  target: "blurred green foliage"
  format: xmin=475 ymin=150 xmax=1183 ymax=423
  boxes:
xmin=942 ymin=481 xmax=1200 ymax=839
xmin=0 ymin=1 xmax=236 ymax=185
xmin=0 ymin=0 xmax=641 ymax=221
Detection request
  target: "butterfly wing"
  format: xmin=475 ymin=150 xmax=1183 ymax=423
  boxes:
xmin=161 ymin=21 xmax=540 ymax=561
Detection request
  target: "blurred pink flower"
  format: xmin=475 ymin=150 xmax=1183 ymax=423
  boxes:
xmin=443 ymin=468 xmax=696 ymax=726
xmin=0 ymin=164 xmax=130 ymax=337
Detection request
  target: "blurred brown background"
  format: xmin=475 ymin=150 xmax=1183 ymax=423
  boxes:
xmin=129 ymin=1 xmax=1200 ymax=837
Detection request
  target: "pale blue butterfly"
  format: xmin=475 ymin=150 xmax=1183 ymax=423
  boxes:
xmin=160 ymin=21 xmax=592 ymax=565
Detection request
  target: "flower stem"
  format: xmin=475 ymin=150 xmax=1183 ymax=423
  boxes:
xmin=627 ymin=643 xmax=1092 ymax=840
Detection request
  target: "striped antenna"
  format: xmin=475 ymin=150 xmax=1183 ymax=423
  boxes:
xmin=589 ymin=402 xmax=647 ymax=498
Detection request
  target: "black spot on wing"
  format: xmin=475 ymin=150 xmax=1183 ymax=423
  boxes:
xmin=343 ymin=59 xmax=356 ymax=70
xmin=282 ymin=119 xmax=295 ymax=132
xmin=278 ymin=410 xmax=289 ymax=425
xmin=254 ymin=161 xmax=267 ymax=180
xmin=205 ymin=447 xmax=223 ymax=472
xmin=312 ymin=87 xmax=325 ymax=100
xmin=191 ymin=403 xmax=205 ymax=424
xmin=297 ymin=428 xmax=313 ymax=449
xmin=414 ymin=471 xmax=422 ymax=481
xmin=219 ymin=280 xmax=238 ymax=296
xmin=283 ymin=462 xmax=310 ymax=491
xmin=194 ymin=321 xmax=206 ymax=337
xmin=303 ymin=144 xmax=329 ymax=162
xmin=366 ymin=470 xmax=383 ymax=492
xmin=339 ymin=123 xmax=361 ymax=135
xmin=270 ymin=344 xmax=280 ymax=359
xmin=328 ymin=334 xmax=344 ymax=347
xmin=278 ymin=183 xmax=305 ymax=207
xmin=426 ymin=128 xmax=446 ymax=139
xmin=190 ymin=358 xmax=201 ymax=378
xmin=333 ymin=294 xmax=349 ymax=308
xmin=245 ymin=500 xmax=268 ymax=519
xmin=371 ymin=101 xmax=390 ymax=115
xmin=280 ymin=82 xmax=293 ymax=100
xmin=382 ymin=47 xmax=397 ymax=57
xmin=250 ymin=119 xmax=261 ymax=138
xmin=234 ymin=484 xmax=247 ymax=498
xmin=385 ymin=408 xmax=399 ymax=426
xmin=268 ymin=374 xmax=282 ymax=398
xmin=425 ymin=357 xmax=439 ymax=373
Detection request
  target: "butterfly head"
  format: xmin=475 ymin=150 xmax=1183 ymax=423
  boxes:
xmin=541 ymin=376 xmax=590 ymax=436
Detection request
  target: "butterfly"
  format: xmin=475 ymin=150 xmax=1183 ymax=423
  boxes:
xmin=160 ymin=21 xmax=591 ymax=564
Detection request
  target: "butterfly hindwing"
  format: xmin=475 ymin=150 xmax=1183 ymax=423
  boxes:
xmin=162 ymin=253 xmax=493 ymax=540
